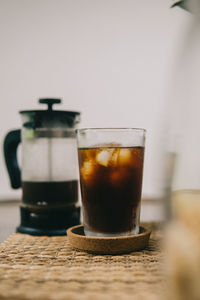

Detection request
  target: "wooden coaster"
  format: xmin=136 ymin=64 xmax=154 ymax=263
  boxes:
xmin=67 ymin=225 xmax=151 ymax=254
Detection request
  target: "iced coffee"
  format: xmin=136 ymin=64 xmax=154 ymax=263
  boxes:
xmin=77 ymin=129 xmax=145 ymax=237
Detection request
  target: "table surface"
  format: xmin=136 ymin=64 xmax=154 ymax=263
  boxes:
xmin=0 ymin=222 xmax=165 ymax=300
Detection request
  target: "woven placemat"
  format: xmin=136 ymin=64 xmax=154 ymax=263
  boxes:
xmin=0 ymin=223 xmax=166 ymax=300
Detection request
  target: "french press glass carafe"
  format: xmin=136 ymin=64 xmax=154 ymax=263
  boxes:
xmin=4 ymin=98 xmax=81 ymax=235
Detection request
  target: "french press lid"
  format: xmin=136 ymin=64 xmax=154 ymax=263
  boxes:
xmin=20 ymin=98 xmax=80 ymax=129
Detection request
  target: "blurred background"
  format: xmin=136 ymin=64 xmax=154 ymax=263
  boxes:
xmin=0 ymin=0 xmax=190 ymax=201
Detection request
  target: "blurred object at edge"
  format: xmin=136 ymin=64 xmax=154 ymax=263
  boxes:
xmin=165 ymin=2 xmax=200 ymax=299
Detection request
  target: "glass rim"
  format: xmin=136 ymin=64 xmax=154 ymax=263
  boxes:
xmin=76 ymin=127 xmax=146 ymax=134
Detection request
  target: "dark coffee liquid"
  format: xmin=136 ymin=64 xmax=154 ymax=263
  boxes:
xmin=22 ymin=181 xmax=78 ymax=209
xmin=78 ymin=147 xmax=144 ymax=234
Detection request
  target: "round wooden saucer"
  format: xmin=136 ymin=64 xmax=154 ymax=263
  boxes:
xmin=67 ymin=225 xmax=151 ymax=254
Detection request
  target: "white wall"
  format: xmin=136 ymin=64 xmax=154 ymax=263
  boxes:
xmin=0 ymin=0 xmax=189 ymax=199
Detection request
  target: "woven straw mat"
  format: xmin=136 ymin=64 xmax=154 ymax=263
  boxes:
xmin=0 ymin=223 xmax=165 ymax=300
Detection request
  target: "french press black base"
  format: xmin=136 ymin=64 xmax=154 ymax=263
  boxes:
xmin=17 ymin=206 xmax=80 ymax=236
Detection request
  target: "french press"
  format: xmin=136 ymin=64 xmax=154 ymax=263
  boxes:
xmin=4 ymin=98 xmax=81 ymax=235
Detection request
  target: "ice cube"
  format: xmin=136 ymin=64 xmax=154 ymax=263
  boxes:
xmin=96 ymin=149 xmax=114 ymax=167
xmin=110 ymin=169 xmax=121 ymax=186
xmin=109 ymin=149 xmax=119 ymax=166
xmin=81 ymin=161 xmax=94 ymax=178
xmin=110 ymin=168 xmax=130 ymax=187
xmin=81 ymin=160 xmax=97 ymax=187
xmin=118 ymin=149 xmax=132 ymax=165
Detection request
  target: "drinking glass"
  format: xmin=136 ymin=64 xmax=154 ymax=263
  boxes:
xmin=77 ymin=128 xmax=146 ymax=237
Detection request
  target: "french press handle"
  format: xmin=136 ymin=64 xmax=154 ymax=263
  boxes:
xmin=3 ymin=130 xmax=21 ymax=189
